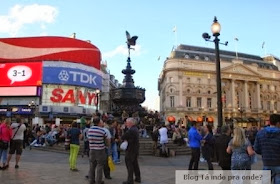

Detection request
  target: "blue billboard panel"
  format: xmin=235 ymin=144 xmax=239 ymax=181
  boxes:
xmin=43 ymin=65 xmax=102 ymax=89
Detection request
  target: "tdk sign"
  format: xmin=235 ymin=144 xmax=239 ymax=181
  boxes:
xmin=43 ymin=66 xmax=102 ymax=89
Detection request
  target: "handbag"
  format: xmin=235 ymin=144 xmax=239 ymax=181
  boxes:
xmin=0 ymin=140 xmax=9 ymax=150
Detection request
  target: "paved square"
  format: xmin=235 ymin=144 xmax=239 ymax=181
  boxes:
xmin=0 ymin=149 xmax=263 ymax=184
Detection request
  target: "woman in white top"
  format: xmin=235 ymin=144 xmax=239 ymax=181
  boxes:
xmin=158 ymin=124 xmax=169 ymax=156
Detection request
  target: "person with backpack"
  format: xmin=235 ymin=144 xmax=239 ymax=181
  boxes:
xmin=6 ymin=117 xmax=26 ymax=169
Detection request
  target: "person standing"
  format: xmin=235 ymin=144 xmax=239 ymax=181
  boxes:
xmin=82 ymin=123 xmax=90 ymax=157
xmin=254 ymin=114 xmax=280 ymax=184
xmin=188 ymin=121 xmax=202 ymax=170
xmin=215 ymin=125 xmax=232 ymax=170
xmin=6 ymin=117 xmax=26 ymax=169
xmin=226 ymin=127 xmax=255 ymax=170
xmin=68 ymin=121 xmax=82 ymax=171
xmin=201 ymin=125 xmax=214 ymax=170
xmin=122 ymin=118 xmax=141 ymax=184
xmin=158 ymin=124 xmax=169 ymax=156
xmin=0 ymin=118 xmax=12 ymax=170
xmin=103 ymin=120 xmax=112 ymax=180
xmin=109 ymin=119 xmax=120 ymax=164
xmin=88 ymin=117 xmax=110 ymax=184
xmin=151 ymin=124 xmax=159 ymax=155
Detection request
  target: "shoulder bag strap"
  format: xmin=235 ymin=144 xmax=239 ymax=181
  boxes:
xmin=12 ymin=124 xmax=22 ymax=139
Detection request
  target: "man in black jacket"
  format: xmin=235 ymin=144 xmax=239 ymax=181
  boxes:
xmin=122 ymin=117 xmax=141 ymax=184
xmin=215 ymin=125 xmax=232 ymax=170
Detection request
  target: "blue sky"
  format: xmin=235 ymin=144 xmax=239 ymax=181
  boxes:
xmin=1 ymin=1 xmax=280 ymax=110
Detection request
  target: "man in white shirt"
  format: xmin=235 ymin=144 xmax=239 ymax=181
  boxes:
xmin=7 ymin=117 xmax=26 ymax=169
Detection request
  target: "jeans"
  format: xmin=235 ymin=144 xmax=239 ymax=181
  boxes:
xmin=111 ymin=142 xmax=119 ymax=163
xmin=0 ymin=149 xmax=8 ymax=165
xmin=263 ymin=165 xmax=280 ymax=184
xmin=69 ymin=144 xmax=80 ymax=169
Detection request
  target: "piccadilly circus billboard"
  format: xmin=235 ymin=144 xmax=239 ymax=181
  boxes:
xmin=42 ymin=61 xmax=102 ymax=89
xmin=0 ymin=62 xmax=42 ymax=86
xmin=41 ymin=84 xmax=98 ymax=108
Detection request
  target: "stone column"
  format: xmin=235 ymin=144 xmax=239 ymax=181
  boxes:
xmin=256 ymin=83 xmax=261 ymax=110
xmin=231 ymin=79 xmax=236 ymax=109
xmin=244 ymin=81 xmax=248 ymax=109
xmin=271 ymin=101 xmax=274 ymax=111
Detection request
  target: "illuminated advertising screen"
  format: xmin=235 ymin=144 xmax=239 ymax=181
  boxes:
xmin=41 ymin=84 xmax=98 ymax=108
xmin=0 ymin=62 xmax=42 ymax=87
xmin=0 ymin=86 xmax=39 ymax=96
xmin=42 ymin=61 xmax=102 ymax=89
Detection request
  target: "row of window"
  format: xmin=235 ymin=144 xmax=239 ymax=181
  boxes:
xmin=170 ymin=96 xmax=278 ymax=111
xmin=169 ymin=77 xmax=211 ymax=84
xmin=261 ymin=101 xmax=278 ymax=111
xmin=170 ymin=96 xmax=212 ymax=108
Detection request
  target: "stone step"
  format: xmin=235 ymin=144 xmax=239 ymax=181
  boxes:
xmin=31 ymin=138 xmax=191 ymax=156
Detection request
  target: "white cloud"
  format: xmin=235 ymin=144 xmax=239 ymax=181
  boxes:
xmin=103 ymin=44 xmax=142 ymax=59
xmin=0 ymin=4 xmax=58 ymax=36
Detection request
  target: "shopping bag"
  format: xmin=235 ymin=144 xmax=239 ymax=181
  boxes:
xmin=120 ymin=141 xmax=128 ymax=150
xmin=108 ymin=156 xmax=115 ymax=171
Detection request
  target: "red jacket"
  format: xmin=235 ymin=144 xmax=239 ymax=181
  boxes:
xmin=0 ymin=123 xmax=13 ymax=142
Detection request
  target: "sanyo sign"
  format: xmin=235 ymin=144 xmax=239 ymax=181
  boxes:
xmin=41 ymin=84 xmax=98 ymax=107
xmin=43 ymin=62 xmax=102 ymax=89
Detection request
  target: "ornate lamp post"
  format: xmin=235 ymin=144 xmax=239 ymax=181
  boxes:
xmin=203 ymin=16 xmax=228 ymax=128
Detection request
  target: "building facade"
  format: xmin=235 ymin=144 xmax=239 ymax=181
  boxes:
xmin=0 ymin=36 xmax=102 ymax=124
xmin=158 ymin=44 xmax=280 ymax=128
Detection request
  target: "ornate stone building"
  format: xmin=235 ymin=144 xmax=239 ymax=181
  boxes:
xmin=158 ymin=44 xmax=280 ymax=128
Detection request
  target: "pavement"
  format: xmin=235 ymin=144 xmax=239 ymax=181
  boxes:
xmin=0 ymin=149 xmax=263 ymax=184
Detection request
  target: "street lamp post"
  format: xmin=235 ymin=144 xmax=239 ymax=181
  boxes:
xmin=28 ymin=100 xmax=36 ymax=125
xmin=95 ymin=89 xmax=100 ymax=112
xmin=238 ymin=107 xmax=245 ymax=119
xmin=203 ymin=16 xmax=227 ymax=128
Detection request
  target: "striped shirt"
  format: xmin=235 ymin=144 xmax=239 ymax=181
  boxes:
xmin=87 ymin=125 xmax=110 ymax=150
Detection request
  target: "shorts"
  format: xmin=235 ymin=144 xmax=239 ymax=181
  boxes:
xmin=9 ymin=140 xmax=23 ymax=155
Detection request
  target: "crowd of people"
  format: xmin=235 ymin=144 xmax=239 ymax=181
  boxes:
xmin=186 ymin=114 xmax=280 ymax=184
xmin=0 ymin=112 xmax=279 ymax=183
